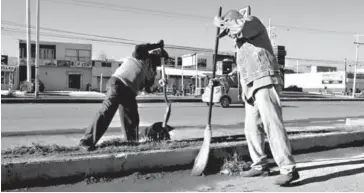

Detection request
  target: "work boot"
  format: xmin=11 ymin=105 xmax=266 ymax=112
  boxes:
xmin=274 ymin=170 xmax=300 ymax=186
xmin=79 ymin=139 xmax=96 ymax=151
xmin=242 ymin=168 xmax=270 ymax=177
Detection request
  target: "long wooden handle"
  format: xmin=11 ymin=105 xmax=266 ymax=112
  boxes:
xmin=207 ymin=6 xmax=222 ymax=125
xmin=161 ymin=55 xmax=170 ymax=128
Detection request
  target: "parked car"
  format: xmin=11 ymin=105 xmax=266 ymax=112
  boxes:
xmin=202 ymin=79 xmax=244 ymax=108
xmin=284 ymin=85 xmax=303 ymax=92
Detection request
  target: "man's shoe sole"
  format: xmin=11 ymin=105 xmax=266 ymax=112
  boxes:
xmin=275 ymin=171 xmax=300 ymax=186
xmin=242 ymin=170 xmax=270 ymax=177
xmin=79 ymin=145 xmax=96 ymax=151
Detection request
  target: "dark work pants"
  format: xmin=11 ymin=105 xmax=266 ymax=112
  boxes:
xmin=82 ymin=77 xmax=139 ymax=145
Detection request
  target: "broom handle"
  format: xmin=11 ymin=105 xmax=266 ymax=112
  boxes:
xmin=207 ymin=6 xmax=222 ymax=125
xmin=161 ymin=59 xmax=168 ymax=104
xmin=161 ymin=52 xmax=170 ymax=128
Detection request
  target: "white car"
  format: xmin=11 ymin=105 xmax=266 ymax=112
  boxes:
xmin=202 ymin=83 xmax=245 ymax=108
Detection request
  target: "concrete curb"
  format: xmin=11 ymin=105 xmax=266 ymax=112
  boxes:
xmin=2 ymin=96 xmax=364 ymax=103
xmin=1 ymin=126 xmax=142 ymax=137
xmin=0 ymin=123 xmax=356 ymax=137
xmin=0 ymin=97 xmax=202 ymax=104
xmin=2 ymin=129 xmax=364 ymax=190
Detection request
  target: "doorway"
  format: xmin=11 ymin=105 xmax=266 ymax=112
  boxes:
xmin=68 ymin=74 xmax=81 ymax=89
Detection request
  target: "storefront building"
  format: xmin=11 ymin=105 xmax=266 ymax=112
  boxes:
xmin=91 ymin=60 xmax=122 ymax=92
xmin=17 ymin=40 xmax=93 ymax=91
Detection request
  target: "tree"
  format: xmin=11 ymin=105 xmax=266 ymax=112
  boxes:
xmin=98 ymin=52 xmax=108 ymax=61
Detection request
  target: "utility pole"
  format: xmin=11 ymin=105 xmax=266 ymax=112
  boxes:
xmin=344 ymin=58 xmax=347 ymax=94
xmin=100 ymin=73 xmax=103 ymax=93
xmin=195 ymin=53 xmax=204 ymax=95
xmin=296 ymin=60 xmax=299 ymax=74
xmin=268 ymin=18 xmax=272 ymax=39
xmin=35 ymin=0 xmax=40 ymax=97
xmin=267 ymin=18 xmax=276 ymax=46
xmin=352 ymin=34 xmax=364 ymax=98
xmin=195 ymin=53 xmax=198 ymax=94
xmin=26 ymin=0 xmax=32 ymax=84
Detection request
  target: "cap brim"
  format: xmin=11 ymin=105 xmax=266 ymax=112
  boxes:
xmin=217 ymin=29 xmax=229 ymax=38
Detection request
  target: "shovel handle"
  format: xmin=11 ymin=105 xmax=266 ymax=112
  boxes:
xmin=207 ymin=7 xmax=223 ymax=125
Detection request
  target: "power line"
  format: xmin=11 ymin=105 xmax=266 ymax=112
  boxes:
xmin=274 ymin=24 xmax=361 ymax=35
xmin=1 ymin=21 xmax=213 ymax=52
xmin=1 ymin=26 xmax=214 ymax=52
xmin=46 ymin=0 xmax=211 ymax=21
xmin=45 ymin=0 xmax=364 ymax=35
xmin=2 ymin=20 xmax=140 ymax=43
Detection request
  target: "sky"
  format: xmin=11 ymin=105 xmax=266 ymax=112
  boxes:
xmin=1 ymin=0 xmax=364 ymax=69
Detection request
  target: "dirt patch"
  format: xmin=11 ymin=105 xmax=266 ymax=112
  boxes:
xmin=1 ymin=139 xmax=202 ymax=162
xmin=2 ymin=129 xmax=362 ymax=163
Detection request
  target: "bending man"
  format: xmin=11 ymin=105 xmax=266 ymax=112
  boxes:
xmin=79 ymin=40 xmax=168 ymax=150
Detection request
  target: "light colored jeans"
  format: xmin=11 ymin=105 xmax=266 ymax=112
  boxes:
xmin=244 ymin=84 xmax=296 ymax=174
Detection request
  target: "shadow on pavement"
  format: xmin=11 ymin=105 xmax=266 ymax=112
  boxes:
xmin=222 ymin=105 xmax=298 ymax=109
xmin=287 ymin=158 xmax=364 ymax=187
xmin=299 ymin=159 xmax=364 ymax=171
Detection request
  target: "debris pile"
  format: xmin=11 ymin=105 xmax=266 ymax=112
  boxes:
xmin=220 ymin=153 xmax=252 ymax=176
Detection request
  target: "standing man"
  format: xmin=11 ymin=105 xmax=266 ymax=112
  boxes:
xmin=79 ymin=40 xmax=168 ymax=151
xmin=214 ymin=8 xmax=299 ymax=186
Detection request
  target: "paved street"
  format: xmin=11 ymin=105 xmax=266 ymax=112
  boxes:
xmin=2 ymin=101 xmax=364 ymax=133
xmin=12 ymin=146 xmax=364 ymax=192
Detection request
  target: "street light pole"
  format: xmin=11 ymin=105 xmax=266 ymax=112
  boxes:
xmin=344 ymin=58 xmax=347 ymax=94
xmin=352 ymin=34 xmax=361 ymax=98
xmin=26 ymin=0 xmax=32 ymax=84
xmin=268 ymin=18 xmax=271 ymax=39
xmin=195 ymin=53 xmax=198 ymax=93
xmin=35 ymin=0 xmax=40 ymax=97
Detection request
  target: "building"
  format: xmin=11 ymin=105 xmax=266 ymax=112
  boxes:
xmin=17 ymin=40 xmax=93 ymax=91
xmin=1 ymin=55 xmax=18 ymax=90
xmin=157 ymin=47 xmax=235 ymax=95
xmin=311 ymin=66 xmax=337 ymax=73
xmin=284 ymin=68 xmax=364 ymax=94
xmin=91 ymin=59 xmax=122 ymax=92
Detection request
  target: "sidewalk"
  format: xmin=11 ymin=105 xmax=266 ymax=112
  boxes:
xmin=185 ymin=148 xmax=364 ymax=192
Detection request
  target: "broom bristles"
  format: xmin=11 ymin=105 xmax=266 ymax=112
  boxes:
xmin=191 ymin=124 xmax=212 ymax=176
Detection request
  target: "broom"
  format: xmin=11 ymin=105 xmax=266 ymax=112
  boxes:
xmin=191 ymin=6 xmax=222 ymax=176
xmin=161 ymin=53 xmax=171 ymax=129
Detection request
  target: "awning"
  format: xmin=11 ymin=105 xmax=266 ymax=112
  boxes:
xmin=157 ymin=67 xmax=211 ymax=77
xmin=1 ymin=65 xmax=17 ymax=72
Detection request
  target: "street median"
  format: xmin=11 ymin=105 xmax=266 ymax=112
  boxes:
xmin=2 ymin=126 xmax=364 ymax=190
xmin=2 ymin=96 xmax=364 ymax=103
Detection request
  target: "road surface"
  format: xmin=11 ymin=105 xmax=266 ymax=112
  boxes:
xmin=2 ymin=101 xmax=364 ymax=133
xmin=10 ymin=146 xmax=364 ymax=192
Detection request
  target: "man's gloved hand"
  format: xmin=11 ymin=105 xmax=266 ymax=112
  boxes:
xmin=158 ymin=40 xmax=164 ymax=49
xmin=209 ymin=78 xmax=220 ymax=87
xmin=159 ymin=78 xmax=168 ymax=87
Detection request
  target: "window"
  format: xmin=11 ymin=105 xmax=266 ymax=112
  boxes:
xmin=78 ymin=50 xmax=91 ymax=62
xmin=19 ymin=43 xmax=56 ymax=59
xmin=1 ymin=71 xmax=10 ymax=84
xmin=101 ymin=62 xmax=112 ymax=67
xmin=40 ymin=48 xmax=55 ymax=59
xmin=177 ymin=57 xmax=182 ymax=66
xmin=347 ymin=73 xmax=364 ymax=79
xmin=1 ymin=71 xmax=4 ymax=84
xmin=65 ymin=49 xmax=91 ymax=62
